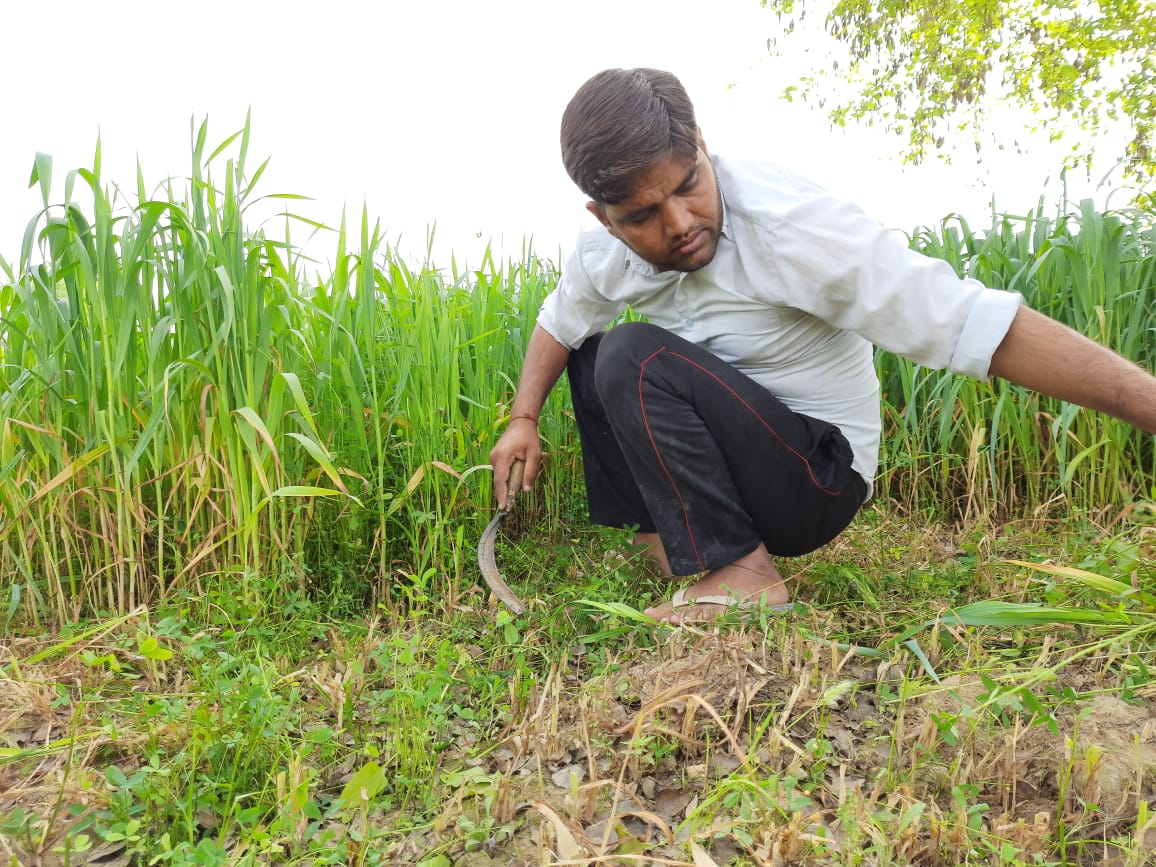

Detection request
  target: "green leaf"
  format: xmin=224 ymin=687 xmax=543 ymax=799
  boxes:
xmin=286 ymin=431 xmax=355 ymax=499
xmin=282 ymin=371 xmax=322 ymax=437
xmin=29 ymin=152 xmax=52 ymax=206
xmin=578 ymin=600 xmax=659 ymax=624
xmin=1061 ymin=437 xmax=1110 ymax=488
xmin=941 ymin=601 xmax=1131 ymax=627
xmin=902 ymin=639 xmax=940 ymax=683
xmin=137 ymin=636 xmax=172 ymax=661
xmin=1006 ymin=559 xmax=1150 ymax=603
xmin=897 ymin=800 xmax=927 ymax=835
xmin=268 ymin=485 xmax=347 ymax=499
xmin=20 ymin=611 xmax=140 ymax=666
xmin=338 ymin=761 xmax=387 ymax=812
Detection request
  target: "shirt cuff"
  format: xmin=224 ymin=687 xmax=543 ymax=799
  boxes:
xmin=949 ymin=288 xmax=1023 ymax=379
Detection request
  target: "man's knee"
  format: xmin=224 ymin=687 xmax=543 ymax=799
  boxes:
xmin=593 ymin=322 xmax=668 ymax=396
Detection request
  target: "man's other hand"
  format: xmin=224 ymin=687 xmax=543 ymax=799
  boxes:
xmin=489 ymin=417 xmax=542 ymax=510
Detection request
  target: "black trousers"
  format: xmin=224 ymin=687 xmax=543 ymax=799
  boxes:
xmin=568 ymin=322 xmax=867 ymax=576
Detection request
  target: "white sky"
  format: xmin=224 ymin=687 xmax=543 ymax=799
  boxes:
xmin=0 ymin=0 xmax=1137 ymax=271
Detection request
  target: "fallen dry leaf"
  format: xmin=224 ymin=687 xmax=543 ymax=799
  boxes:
xmin=654 ymin=787 xmax=694 ymax=819
xmin=524 ymin=800 xmax=588 ymax=860
xmin=691 ymin=840 xmax=721 ymax=866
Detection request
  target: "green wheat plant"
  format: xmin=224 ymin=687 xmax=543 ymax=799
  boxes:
xmin=877 ymin=200 xmax=1156 ymax=517
xmin=3 ymin=119 xmax=1154 ymax=629
xmin=0 ymin=120 xmax=571 ymax=627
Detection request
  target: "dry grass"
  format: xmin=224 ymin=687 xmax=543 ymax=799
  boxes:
xmin=435 ymin=624 xmax=1151 ymax=865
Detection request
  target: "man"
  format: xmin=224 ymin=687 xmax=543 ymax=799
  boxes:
xmin=488 ymin=68 xmax=1156 ymax=625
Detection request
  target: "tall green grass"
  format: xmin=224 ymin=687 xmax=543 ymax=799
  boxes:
xmin=1 ymin=123 xmax=1153 ymax=627
xmin=878 ymin=201 xmax=1155 ymax=517
xmin=0 ymin=120 xmax=572 ymax=627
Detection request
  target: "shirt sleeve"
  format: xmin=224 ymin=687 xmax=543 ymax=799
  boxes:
xmin=758 ymin=194 xmax=1021 ymax=379
xmin=537 ymin=231 xmax=628 ymax=350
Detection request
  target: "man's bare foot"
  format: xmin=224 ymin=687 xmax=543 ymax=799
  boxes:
xmin=632 ymin=532 xmax=673 ymax=577
xmin=643 ymin=544 xmax=789 ymax=625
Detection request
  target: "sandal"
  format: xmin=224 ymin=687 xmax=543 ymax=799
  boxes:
xmin=669 ymin=587 xmax=795 ymax=616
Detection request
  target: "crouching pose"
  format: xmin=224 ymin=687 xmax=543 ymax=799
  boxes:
xmin=489 ymin=68 xmax=1156 ymax=624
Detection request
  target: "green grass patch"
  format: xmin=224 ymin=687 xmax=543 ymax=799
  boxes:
xmin=3 ymin=514 xmax=1155 ymax=865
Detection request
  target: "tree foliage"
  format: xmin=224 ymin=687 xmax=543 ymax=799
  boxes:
xmin=762 ymin=0 xmax=1155 ymax=191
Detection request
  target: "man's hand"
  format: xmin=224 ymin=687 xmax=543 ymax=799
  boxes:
xmin=489 ymin=417 xmax=543 ymax=510
xmin=488 ymin=325 xmax=574 ymax=509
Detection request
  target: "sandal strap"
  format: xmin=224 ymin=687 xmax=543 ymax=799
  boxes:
xmin=669 ymin=588 xmax=795 ymax=612
xmin=670 ymin=589 xmax=748 ymax=609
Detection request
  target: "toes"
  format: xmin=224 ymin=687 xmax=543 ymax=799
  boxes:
xmin=664 ymin=602 xmax=718 ymax=625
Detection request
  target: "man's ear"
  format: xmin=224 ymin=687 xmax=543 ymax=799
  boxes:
xmin=586 ymin=201 xmax=618 ymax=238
xmin=697 ymin=127 xmax=708 ymax=153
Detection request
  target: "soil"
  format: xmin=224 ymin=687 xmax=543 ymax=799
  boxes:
xmin=404 ymin=625 xmax=1156 ymax=865
xmin=4 ymin=622 xmax=1155 ymax=866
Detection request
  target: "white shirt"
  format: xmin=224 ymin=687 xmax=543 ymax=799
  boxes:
xmin=537 ymin=155 xmax=1023 ymax=495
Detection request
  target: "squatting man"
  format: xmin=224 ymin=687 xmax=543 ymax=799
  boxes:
xmin=489 ymin=68 xmax=1156 ymax=625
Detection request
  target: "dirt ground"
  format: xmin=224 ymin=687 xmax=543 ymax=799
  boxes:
xmin=4 ymin=621 xmax=1155 ymax=866
xmin=404 ymin=625 xmax=1156 ymax=865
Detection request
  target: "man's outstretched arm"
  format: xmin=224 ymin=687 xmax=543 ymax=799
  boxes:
xmin=489 ymin=325 xmax=573 ymax=508
xmin=988 ymin=306 xmax=1156 ymax=434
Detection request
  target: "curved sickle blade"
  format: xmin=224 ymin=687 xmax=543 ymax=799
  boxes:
xmin=477 ymin=460 xmax=527 ymax=614
xmin=478 ymin=511 xmax=526 ymax=614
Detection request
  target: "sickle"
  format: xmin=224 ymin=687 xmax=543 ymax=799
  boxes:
xmin=477 ymin=459 xmax=527 ymax=614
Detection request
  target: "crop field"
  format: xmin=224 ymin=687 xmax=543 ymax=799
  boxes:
xmin=1 ymin=123 xmax=1154 ymax=866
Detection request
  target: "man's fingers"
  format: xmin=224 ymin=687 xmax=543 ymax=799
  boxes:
xmin=521 ymin=454 xmax=541 ymax=493
xmin=494 ymin=457 xmax=522 ymax=510
xmin=496 ymin=455 xmax=537 ymax=510
xmin=498 ymin=459 xmax=524 ymax=510
xmin=507 ymin=459 xmax=526 ymax=497
xmin=490 ymin=432 xmax=542 ymax=509
xmin=491 ymin=456 xmax=511 ymax=508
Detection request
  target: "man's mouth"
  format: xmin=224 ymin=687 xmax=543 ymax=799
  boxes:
xmin=672 ymin=228 xmax=707 ymax=257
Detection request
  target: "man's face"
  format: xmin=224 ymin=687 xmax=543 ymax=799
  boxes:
xmin=587 ymin=133 xmax=722 ymax=273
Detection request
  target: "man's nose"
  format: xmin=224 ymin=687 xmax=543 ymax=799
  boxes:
xmin=662 ymin=200 xmax=693 ymax=238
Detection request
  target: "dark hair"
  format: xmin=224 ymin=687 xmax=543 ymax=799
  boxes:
xmin=560 ymin=68 xmax=699 ymax=204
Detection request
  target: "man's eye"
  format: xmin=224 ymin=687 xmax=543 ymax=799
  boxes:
xmin=678 ymin=173 xmax=699 ymax=195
